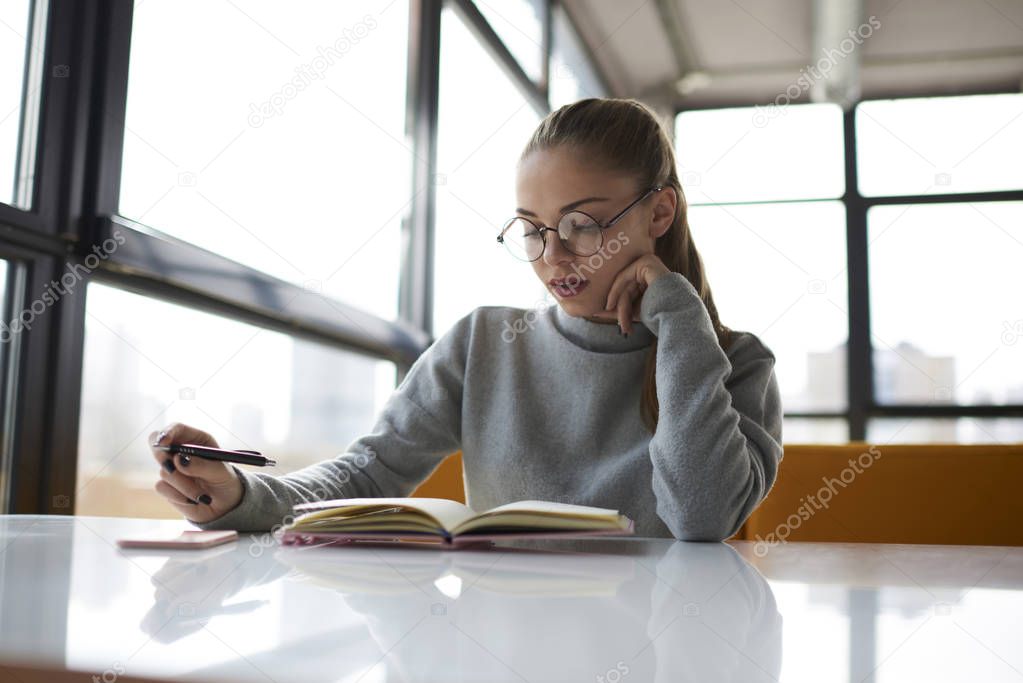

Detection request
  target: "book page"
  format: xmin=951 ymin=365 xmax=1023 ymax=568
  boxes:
xmin=291 ymin=497 xmax=478 ymax=533
xmin=450 ymin=500 xmax=628 ymax=536
xmin=480 ymin=500 xmax=624 ymax=519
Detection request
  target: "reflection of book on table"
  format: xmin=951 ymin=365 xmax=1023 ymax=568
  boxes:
xmin=278 ymin=548 xmax=441 ymax=595
xmin=277 ymin=544 xmax=636 ymax=597
xmin=446 ymin=549 xmax=636 ymax=596
xmin=280 ymin=497 xmax=635 ymax=548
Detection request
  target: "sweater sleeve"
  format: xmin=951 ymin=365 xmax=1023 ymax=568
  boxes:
xmin=638 ymin=271 xmax=784 ymax=542
xmin=193 ymin=311 xmax=472 ymax=532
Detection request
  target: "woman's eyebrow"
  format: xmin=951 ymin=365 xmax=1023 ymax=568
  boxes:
xmin=516 ymin=196 xmax=609 ymax=217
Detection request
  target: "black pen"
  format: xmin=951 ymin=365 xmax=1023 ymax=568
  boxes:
xmin=153 ymin=443 xmax=277 ymax=467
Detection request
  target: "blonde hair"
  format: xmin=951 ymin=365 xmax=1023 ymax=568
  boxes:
xmin=521 ymin=97 xmax=734 ymax=432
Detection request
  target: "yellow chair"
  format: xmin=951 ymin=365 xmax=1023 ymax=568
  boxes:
xmin=411 ymin=451 xmax=466 ymax=503
xmin=412 ymin=443 xmax=1023 ymax=546
xmin=744 ymin=442 xmax=1023 ymax=547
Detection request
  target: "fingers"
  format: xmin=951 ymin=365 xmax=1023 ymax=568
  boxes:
xmin=616 ymin=281 xmax=641 ymax=335
xmin=159 ymin=467 xmax=211 ymax=505
xmin=154 ymin=479 xmax=198 ymax=507
xmin=604 ymin=271 xmax=631 ymax=313
xmin=149 ymin=422 xmax=219 ymax=453
xmin=604 ymin=269 xmax=646 ymax=335
xmin=154 ymin=481 xmax=214 ymax=525
xmin=171 ymin=450 xmax=234 ymax=486
xmin=149 ymin=423 xmax=222 ymax=474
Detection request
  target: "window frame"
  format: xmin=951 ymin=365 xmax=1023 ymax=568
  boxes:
xmin=675 ymin=94 xmax=1023 ymax=440
xmin=0 ymin=0 xmax=612 ymax=514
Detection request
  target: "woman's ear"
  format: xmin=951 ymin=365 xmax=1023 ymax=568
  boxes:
xmin=648 ymin=186 xmax=677 ymax=240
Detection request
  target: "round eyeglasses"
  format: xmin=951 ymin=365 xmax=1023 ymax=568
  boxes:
xmin=497 ymin=186 xmax=663 ymax=262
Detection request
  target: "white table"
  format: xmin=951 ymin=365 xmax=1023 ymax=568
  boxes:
xmin=0 ymin=515 xmax=1020 ymax=682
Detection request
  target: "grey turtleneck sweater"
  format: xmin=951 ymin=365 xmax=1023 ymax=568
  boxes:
xmin=195 ymin=272 xmax=784 ymax=541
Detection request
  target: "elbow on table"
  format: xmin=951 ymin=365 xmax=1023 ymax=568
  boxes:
xmin=667 ymin=514 xmax=744 ymax=543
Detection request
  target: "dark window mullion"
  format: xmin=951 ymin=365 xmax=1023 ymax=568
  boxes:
xmin=843 ymin=107 xmax=871 ymax=440
xmin=5 ymin=0 xmax=135 ymax=514
xmin=449 ymin=0 xmax=549 ymax=116
xmin=98 ymin=217 xmax=430 ymax=367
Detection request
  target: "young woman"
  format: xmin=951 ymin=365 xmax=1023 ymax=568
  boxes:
xmin=150 ymin=98 xmax=783 ymax=541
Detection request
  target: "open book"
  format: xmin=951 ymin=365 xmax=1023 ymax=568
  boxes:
xmin=280 ymin=497 xmax=635 ymax=548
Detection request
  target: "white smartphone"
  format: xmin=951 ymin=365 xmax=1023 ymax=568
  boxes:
xmin=117 ymin=529 xmax=238 ymax=550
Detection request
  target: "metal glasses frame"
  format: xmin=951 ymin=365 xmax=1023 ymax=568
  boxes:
xmin=497 ymin=185 xmax=663 ymax=261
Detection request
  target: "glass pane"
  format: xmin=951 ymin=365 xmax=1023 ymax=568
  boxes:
xmin=867 ymin=418 xmax=1023 ymax=444
xmin=1 ymin=0 xmax=42 ymax=209
xmin=782 ymin=417 xmax=849 ymax=444
xmin=676 ymin=103 xmax=845 ymax=203
xmin=119 ymin=1 xmax=409 ymax=320
xmin=76 ymin=283 xmax=396 ymax=518
xmin=549 ymin=4 xmax=605 ymax=108
xmin=475 ymin=0 xmax=544 ymax=82
xmin=688 ymin=201 xmax=848 ymax=412
xmin=857 ymin=94 xmax=1023 ymax=197
xmin=0 ymin=259 xmax=7 ymax=508
xmin=869 ymin=202 xmax=1023 ymax=405
xmin=433 ymin=8 xmax=547 ymax=333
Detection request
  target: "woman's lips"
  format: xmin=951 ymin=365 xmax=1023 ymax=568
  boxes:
xmin=550 ymin=279 xmax=589 ymax=298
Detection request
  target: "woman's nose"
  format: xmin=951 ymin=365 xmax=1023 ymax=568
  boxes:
xmin=541 ymin=231 xmax=574 ymax=267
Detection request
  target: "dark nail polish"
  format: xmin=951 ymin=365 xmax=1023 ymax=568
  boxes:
xmin=179 ymin=454 xmax=191 ymax=467
xmin=162 ymin=459 xmax=175 ymax=473
xmin=186 ymin=498 xmax=199 ymax=505
xmin=198 ymin=494 xmax=212 ymax=505
xmin=624 ymin=331 xmax=629 ymax=338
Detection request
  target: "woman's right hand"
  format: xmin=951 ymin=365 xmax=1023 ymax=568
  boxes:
xmin=149 ymin=423 xmax=244 ymax=524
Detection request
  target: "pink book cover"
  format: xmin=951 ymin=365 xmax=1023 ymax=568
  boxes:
xmin=280 ymin=520 xmax=635 ymax=550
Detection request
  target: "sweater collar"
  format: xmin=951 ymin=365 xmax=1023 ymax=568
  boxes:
xmin=549 ymin=303 xmax=655 ymax=353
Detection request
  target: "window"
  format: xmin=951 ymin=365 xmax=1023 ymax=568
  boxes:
xmin=0 ymin=0 xmax=45 ymax=209
xmin=676 ymin=103 xmax=845 ymax=203
xmin=76 ymin=283 xmax=396 ymax=518
xmin=549 ymin=3 xmax=606 ymax=108
xmin=677 ymin=103 xmax=849 ymax=441
xmin=119 ymin=0 xmax=410 ymax=319
xmin=688 ymin=201 xmax=848 ymax=414
xmin=869 ymin=202 xmax=1023 ymax=406
xmin=857 ymin=94 xmax=1023 ymax=197
xmin=867 ymin=418 xmax=1023 ymax=444
xmin=475 ymin=0 xmax=544 ymax=82
xmin=0 ymin=0 xmax=625 ymax=514
xmin=679 ymin=93 xmax=1023 ymax=443
xmin=783 ymin=418 xmax=849 ymax=444
xmin=432 ymin=7 xmax=547 ymax=333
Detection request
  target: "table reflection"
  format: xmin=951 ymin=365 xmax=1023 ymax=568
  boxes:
xmin=142 ymin=536 xmax=783 ymax=682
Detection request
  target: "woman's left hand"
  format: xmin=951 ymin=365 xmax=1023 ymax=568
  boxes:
xmin=591 ymin=253 xmax=672 ymax=335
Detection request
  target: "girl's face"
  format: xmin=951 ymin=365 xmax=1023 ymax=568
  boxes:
xmin=515 ymin=146 xmax=671 ymax=321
